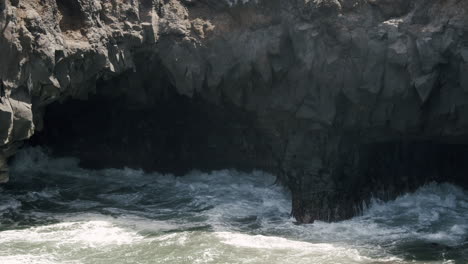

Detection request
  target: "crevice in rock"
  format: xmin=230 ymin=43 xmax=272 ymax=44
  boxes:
xmin=0 ymin=79 xmax=5 ymax=98
xmin=56 ymin=0 xmax=86 ymax=32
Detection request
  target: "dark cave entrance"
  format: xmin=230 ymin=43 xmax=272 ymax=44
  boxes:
xmin=339 ymin=140 xmax=468 ymax=199
xmin=290 ymin=139 xmax=468 ymax=223
xmin=354 ymin=140 xmax=468 ymax=197
xmin=30 ymin=60 xmax=275 ymax=175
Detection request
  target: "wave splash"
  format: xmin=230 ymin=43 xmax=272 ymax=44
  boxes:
xmin=0 ymin=147 xmax=466 ymax=263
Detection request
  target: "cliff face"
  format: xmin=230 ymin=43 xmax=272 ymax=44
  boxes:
xmin=1 ymin=0 xmax=468 ymax=222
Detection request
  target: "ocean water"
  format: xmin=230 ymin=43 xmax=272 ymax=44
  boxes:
xmin=0 ymin=147 xmax=467 ymax=264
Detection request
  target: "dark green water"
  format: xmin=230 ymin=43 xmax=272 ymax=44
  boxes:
xmin=0 ymin=147 xmax=467 ymax=263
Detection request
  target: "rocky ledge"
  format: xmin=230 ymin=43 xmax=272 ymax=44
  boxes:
xmin=1 ymin=0 xmax=468 ymax=222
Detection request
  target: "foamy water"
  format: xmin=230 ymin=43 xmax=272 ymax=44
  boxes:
xmin=0 ymin=147 xmax=466 ymax=263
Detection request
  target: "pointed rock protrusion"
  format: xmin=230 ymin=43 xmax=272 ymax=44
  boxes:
xmin=414 ymin=73 xmax=438 ymax=103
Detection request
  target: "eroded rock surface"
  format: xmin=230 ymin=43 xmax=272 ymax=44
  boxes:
xmin=1 ymin=0 xmax=468 ymax=222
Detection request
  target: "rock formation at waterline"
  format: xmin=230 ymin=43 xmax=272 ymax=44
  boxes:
xmin=1 ymin=0 xmax=468 ymax=222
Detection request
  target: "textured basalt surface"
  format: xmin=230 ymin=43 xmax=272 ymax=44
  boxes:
xmin=1 ymin=0 xmax=468 ymax=222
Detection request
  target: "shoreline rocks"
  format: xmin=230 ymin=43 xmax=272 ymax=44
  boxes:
xmin=1 ymin=0 xmax=468 ymax=222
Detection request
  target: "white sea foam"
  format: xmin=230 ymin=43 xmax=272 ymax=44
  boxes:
xmin=226 ymin=0 xmax=257 ymax=7
xmin=0 ymin=220 xmax=143 ymax=247
xmin=0 ymin=255 xmax=62 ymax=264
